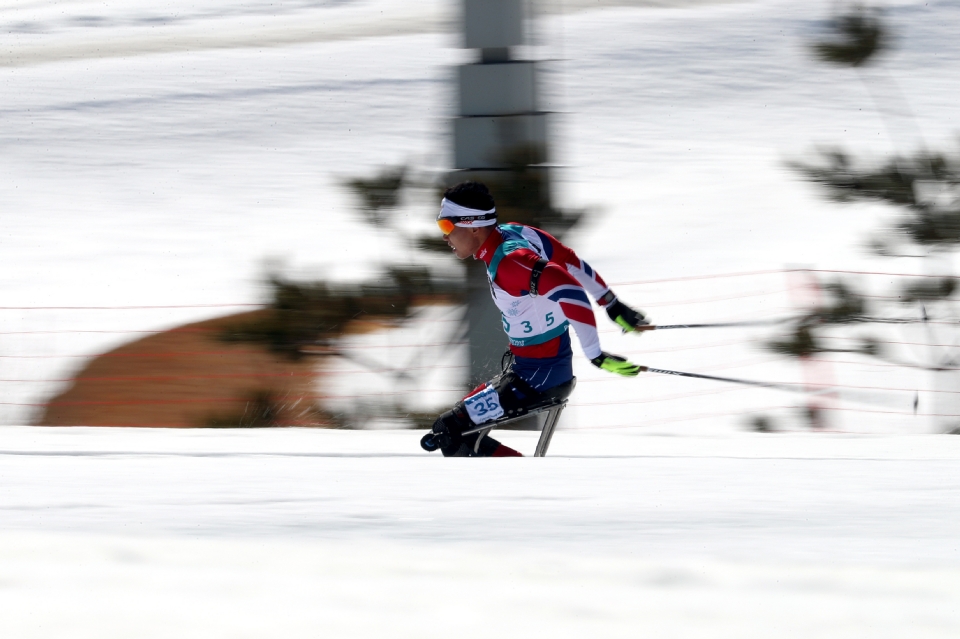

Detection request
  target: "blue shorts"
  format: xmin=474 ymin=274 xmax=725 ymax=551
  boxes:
xmin=511 ymin=331 xmax=574 ymax=392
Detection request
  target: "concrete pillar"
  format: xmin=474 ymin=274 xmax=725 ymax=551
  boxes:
xmin=452 ymin=0 xmax=551 ymax=388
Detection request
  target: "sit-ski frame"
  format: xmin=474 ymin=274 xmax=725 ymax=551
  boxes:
xmin=460 ymin=400 xmax=569 ymax=457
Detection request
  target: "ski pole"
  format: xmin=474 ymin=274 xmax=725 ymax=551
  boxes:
xmin=643 ymin=318 xmax=790 ymax=330
xmin=639 ymin=316 xmax=943 ymax=331
xmin=639 ymin=366 xmax=813 ymax=395
xmin=639 ymin=366 xmax=915 ymax=409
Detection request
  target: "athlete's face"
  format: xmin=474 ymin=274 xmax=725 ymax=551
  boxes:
xmin=443 ymin=225 xmax=483 ymax=260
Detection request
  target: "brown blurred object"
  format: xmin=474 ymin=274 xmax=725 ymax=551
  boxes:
xmin=37 ymin=311 xmax=331 ymax=428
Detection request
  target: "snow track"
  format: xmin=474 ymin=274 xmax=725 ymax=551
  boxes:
xmin=2 ymin=427 xmax=960 ymax=637
xmin=4 ymin=427 xmax=960 ymax=563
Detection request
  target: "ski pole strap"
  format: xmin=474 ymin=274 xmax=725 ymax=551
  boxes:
xmin=529 ymin=258 xmax=549 ymax=297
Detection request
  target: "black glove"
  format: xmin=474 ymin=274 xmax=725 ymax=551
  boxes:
xmin=605 ymin=297 xmax=649 ymax=333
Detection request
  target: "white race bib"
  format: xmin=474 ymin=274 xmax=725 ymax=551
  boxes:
xmin=463 ymin=385 xmax=505 ymax=424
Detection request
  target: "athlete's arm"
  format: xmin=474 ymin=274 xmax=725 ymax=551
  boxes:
xmin=531 ymin=227 xmax=650 ymax=332
xmin=528 ymin=228 xmax=612 ymax=302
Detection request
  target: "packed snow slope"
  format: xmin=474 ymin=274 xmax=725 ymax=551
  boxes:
xmin=2 ymin=427 xmax=960 ymax=638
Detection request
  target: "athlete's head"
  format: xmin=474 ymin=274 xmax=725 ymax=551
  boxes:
xmin=438 ymin=182 xmax=497 ymax=260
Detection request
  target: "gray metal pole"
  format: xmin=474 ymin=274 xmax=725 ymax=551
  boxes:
xmin=466 ymin=260 xmax=507 ymax=386
xmin=453 ymin=0 xmax=550 ymax=388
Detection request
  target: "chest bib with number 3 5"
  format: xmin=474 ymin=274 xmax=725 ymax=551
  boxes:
xmin=463 ymin=385 xmax=505 ymax=424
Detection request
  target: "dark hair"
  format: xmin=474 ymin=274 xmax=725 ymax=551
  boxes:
xmin=443 ymin=181 xmax=495 ymax=211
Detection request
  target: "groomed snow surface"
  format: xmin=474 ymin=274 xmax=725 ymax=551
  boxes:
xmin=3 ymin=427 xmax=960 ymax=638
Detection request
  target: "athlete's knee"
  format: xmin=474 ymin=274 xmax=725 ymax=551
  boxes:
xmin=474 ymin=435 xmax=500 ymax=457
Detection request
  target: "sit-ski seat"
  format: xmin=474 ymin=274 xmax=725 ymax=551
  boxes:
xmin=463 ymin=377 xmax=576 ymax=457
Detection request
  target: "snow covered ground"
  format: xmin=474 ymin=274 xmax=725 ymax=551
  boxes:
xmin=2 ymin=427 xmax=960 ymax=637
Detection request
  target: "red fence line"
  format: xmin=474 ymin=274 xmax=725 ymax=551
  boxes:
xmin=572 ymin=385 xmax=743 ymax=407
xmin=610 ymin=269 xmax=783 ymax=286
xmin=0 ymin=363 xmax=470 ymax=383
xmin=0 ymin=342 xmax=469 ymax=358
xmin=0 ymin=267 xmax=952 ymax=313
xmin=609 ymin=267 xmax=956 ymax=289
xmin=3 ymin=316 xmax=956 ymax=334
xmin=0 ymin=328 xmax=226 ymax=335
xmin=564 ymin=405 xmax=787 ymax=430
xmin=0 ymin=350 xmax=268 ymax=359
xmin=0 ymin=318 xmax=467 ymax=335
xmin=569 ymin=379 xmax=960 ymax=411
xmin=824 ymin=356 xmax=922 ymax=369
xmin=575 ymin=356 xmax=786 ymax=384
xmin=562 ymin=404 xmax=960 ymax=432
xmin=826 ymin=336 xmax=960 ymax=348
xmin=1 ymin=332 xmax=954 ymax=359
xmin=799 ymin=268 xmax=959 ymax=279
xmin=632 ymin=288 xmax=782 ymax=308
xmin=333 ymin=341 xmax=467 ymax=350
xmin=0 ymin=303 xmax=262 ymax=310
xmin=617 ymin=337 xmax=755 ymax=355
xmin=3 ymin=389 xmax=467 ymax=407
xmin=814 ymin=405 xmax=959 ymax=418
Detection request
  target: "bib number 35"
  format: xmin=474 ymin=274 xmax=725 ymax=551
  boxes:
xmin=463 ymin=385 xmax=505 ymax=424
xmin=504 ymin=312 xmax=556 ymax=334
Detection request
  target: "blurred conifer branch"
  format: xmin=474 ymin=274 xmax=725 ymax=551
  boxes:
xmin=769 ymin=6 xmax=960 ymax=428
xmin=811 ymin=5 xmax=887 ymax=67
xmin=343 ymin=165 xmax=407 ymax=227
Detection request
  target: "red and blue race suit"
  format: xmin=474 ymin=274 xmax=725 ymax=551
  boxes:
xmin=474 ymin=223 xmax=614 ymax=391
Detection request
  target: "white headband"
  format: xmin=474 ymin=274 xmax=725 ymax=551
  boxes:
xmin=439 ymin=198 xmax=498 ymax=227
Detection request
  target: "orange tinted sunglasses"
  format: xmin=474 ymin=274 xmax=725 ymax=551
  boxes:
xmin=437 ymin=218 xmax=456 ymax=235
